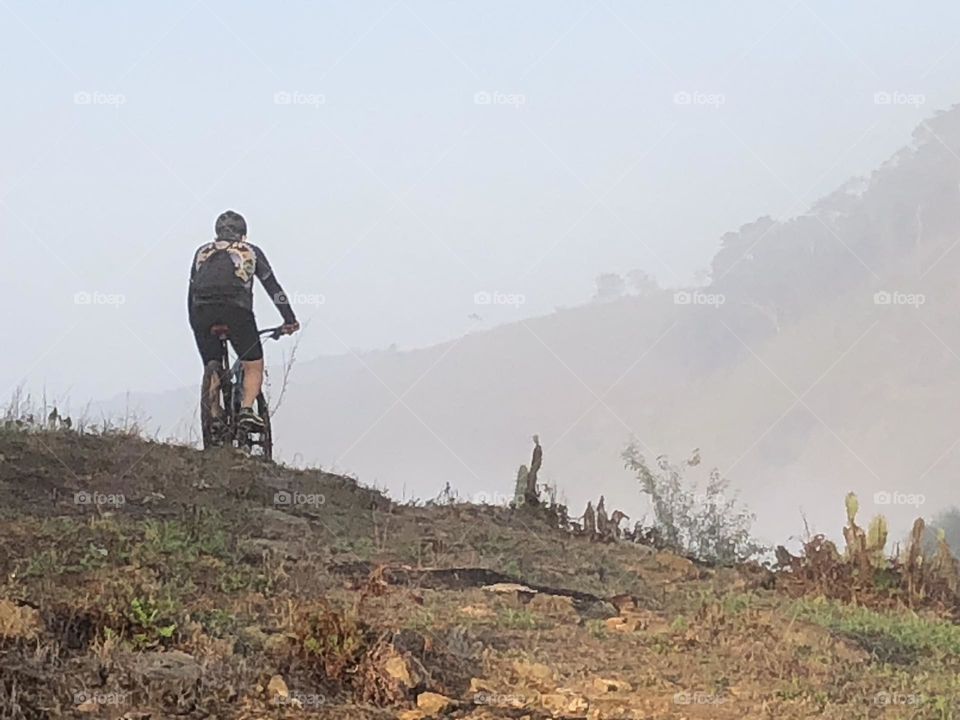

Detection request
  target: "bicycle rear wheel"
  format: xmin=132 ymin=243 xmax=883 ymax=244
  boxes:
xmin=200 ymin=362 xmax=227 ymax=449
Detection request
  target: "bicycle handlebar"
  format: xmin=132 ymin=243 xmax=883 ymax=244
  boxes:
xmin=259 ymin=326 xmax=286 ymax=341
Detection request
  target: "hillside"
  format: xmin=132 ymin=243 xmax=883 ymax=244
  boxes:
xmin=2 ymin=428 xmax=960 ymax=718
xmin=111 ymin=103 xmax=960 ymax=545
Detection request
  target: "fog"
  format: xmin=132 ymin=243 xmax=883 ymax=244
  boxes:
xmin=5 ymin=0 xmax=960 ymax=545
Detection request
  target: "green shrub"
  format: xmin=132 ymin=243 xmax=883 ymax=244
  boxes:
xmin=622 ymin=443 xmax=762 ymax=563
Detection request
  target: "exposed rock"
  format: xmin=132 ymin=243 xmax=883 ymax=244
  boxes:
xmin=417 ymin=691 xmax=455 ymax=715
xmin=76 ymin=699 xmax=98 ymax=713
xmin=250 ymin=507 xmax=311 ymax=540
xmin=604 ymin=617 xmax=631 ymax=632
xmin=0 ymin=598 xmax=42 ymax=640
xmin=541 ymin=692 xmax=589 ymax=715
xmin=266 ymin=674 xmax=289 ymax=701
xmin=593 ymin=677 xmax=633 ymax=693
xmin=511 ymin=660 xmax=556 ymax=691
xmin=529 ymin=594 xmax=579 ymax=622
xmin=398 ymin=711 xmax=427 ymax=720
xmin=482 ymin=582 xmax=537 ymax=595
xmin=459 ymin=604 xmax=495 ymax=619
xmin=122 ymin=650 xmax=202 ymax=683
xmin=384 ymin=654 xmax=414 ymax=688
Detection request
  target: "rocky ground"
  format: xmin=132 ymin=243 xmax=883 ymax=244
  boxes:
xmin=0 ymin=428 xmax=958 ymax=718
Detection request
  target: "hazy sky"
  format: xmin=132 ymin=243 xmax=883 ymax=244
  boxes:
xmin=3 ymin=0 xmax=960 ymax=402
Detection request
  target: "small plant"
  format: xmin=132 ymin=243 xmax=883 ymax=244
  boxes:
xmin=500 ymin=558 xmax=522 ymax=577
xmin=195 ymin=608 xmax=237 ymax=638
xmin=497 ymin=607 xmax=540 ymax=630
xmin=297 ymin=601 xmax=368 ymax=681
xmin=21 ymin=549 xmax=65 ymax=578
xmin=622 ymin=443 xmax=762 ymax=563
xmin=129 ymin=597 xmax=177 ymax=649
xmin=586 ymin=618 xmax=608 ymax=639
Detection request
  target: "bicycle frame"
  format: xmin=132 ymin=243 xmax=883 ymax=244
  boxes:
xmin=204 ymin=325 xmax=284 ymax=459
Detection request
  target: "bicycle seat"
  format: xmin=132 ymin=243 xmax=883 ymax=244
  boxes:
xmin=209 ymin=324 xmax=230 ymax=338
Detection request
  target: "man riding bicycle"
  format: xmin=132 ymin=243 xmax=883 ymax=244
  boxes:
xmin=188 ymin=210 xmax=300 ymax=430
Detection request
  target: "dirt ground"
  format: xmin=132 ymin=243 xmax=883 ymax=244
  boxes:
xmin=0 ymin=428 xmax=958 ymax=719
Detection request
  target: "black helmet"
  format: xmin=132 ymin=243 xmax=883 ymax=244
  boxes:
xmin=215 ymin=210 xmax=247 ymax=241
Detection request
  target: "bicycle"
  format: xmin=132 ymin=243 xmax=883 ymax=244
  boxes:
xmin=200 ymin=324 xmax=285 ymax=461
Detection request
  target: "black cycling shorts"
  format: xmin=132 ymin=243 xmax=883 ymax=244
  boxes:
xmin=190 ymin=304 xmax=263 ymax=363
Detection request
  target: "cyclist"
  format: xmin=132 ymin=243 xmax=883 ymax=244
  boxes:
xmin=188 ymin=210 xmax=300 ymax=430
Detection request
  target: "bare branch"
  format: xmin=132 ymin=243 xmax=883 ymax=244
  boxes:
xmin=269 ymin=325 xmax=305 ymax=415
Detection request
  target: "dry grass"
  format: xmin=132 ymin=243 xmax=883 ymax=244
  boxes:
xmin=1 ymin=429 xmax=959 ymax=718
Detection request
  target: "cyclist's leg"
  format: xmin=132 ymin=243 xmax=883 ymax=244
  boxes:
xmin=204 ymin=361 xmax=223 ymax=418
xmin=241 ymin=360 xmax=263 ymax=408
xmin=225 ymin=308 xmax=265 ymax=425
xmin=192 ymin=305 xmax=228 ymax=441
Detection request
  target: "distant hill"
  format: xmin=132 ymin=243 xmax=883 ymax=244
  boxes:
xmin=107 ymin=104 xmax=960 ymax=544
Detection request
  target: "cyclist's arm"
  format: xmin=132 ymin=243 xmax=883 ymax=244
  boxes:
xmin=187 ymin=252 xmax=198 ymax=322
xmin=253 ymin=245 xmax=298 ymax=325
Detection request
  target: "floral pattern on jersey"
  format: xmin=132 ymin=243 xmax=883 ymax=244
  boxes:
xmin=194 ymin=240 xmax=257 ymax=283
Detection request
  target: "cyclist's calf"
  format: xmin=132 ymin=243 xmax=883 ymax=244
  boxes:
xmin=241 ymin=359 xmax=264 ymax=409
xmin=202 ymin=360 xmax=223 ymax=419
